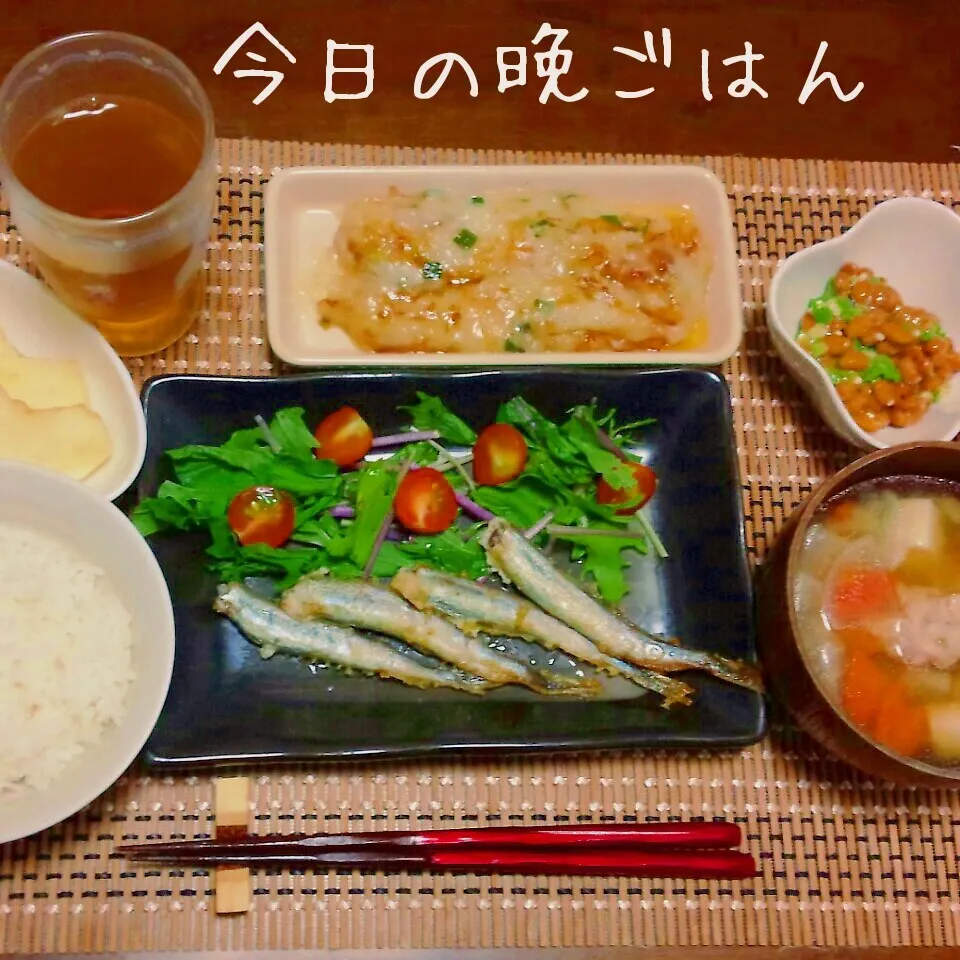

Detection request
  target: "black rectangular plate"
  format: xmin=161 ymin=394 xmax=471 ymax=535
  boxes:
xmin=138 ymin=368 xmax=765 ymax=768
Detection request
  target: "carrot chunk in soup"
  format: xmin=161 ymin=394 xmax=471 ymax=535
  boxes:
xmin=827 ymin=565 xmax=901 ymax=626
xmin=872 ymin=685 xmax=929 ymax=758
xmin=841 ymin=649 xmax=894 ymax=731
xmin=824 ymin=499 xmax=863 ymax=538
xmin=836 ymin=626 xmax=888 ymax=658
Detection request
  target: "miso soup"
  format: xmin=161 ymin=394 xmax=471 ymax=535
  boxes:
xmin=793 ymin=476 xmax=960 ymax=767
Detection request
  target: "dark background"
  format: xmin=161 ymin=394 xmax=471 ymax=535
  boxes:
xmin=1 ymin=0 xmax=954 ymax=161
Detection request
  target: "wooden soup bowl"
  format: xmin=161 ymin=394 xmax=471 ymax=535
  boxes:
xmin=755 ymin=441 xmax=960 ymax=788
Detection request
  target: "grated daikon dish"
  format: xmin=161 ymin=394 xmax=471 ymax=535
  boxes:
xmin=318 ymin=187 xmax=712 ymax=355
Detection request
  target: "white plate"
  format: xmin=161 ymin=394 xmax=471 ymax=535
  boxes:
xmin=0 ymin=261 xmax=146 ymax=500
xmin=767 ymin=197 xmax=960 ymax=451
xmin=264 ymin=164 xmax=743 ymax=367
xmin=0 ymin=461 xmax=175 ymax=844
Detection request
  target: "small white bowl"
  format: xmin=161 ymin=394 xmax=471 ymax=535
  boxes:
xmin=0 ymin=461 xmax=174 ymax=844
xmin=767 ymin=197 xmax=960 ymax=450
xmin=0 ymin=261 xmax=146 ymax=500
xmin=264 ymin=164 xmax=743 ymax=368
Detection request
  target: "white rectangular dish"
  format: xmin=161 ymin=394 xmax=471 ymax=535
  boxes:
xmin=264 ymin=164 xmax=742 ymax=367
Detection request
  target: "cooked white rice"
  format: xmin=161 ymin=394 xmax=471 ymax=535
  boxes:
xmin=0 ymin=520 xmax=135 ymax=796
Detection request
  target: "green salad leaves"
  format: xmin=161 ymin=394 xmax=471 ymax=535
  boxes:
xmin=132 ymin=394 xmax=662 ymax=603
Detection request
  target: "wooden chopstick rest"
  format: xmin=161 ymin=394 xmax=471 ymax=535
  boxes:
xmin=213 ymin=776 xmax=252 ymax=915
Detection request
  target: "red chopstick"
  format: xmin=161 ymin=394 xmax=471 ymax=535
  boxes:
xmin=425 ymin=848 xmax=756 ymax=880
xmin=115 ymin=822 xmax=756 ymax=879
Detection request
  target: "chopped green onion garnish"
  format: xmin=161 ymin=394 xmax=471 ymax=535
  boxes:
xmin=530 ymin=219 xmax=553 ymax=237
xmin=470 ymin=196 xmax=484 ymax=205
xmin=860 ymin=351 xmax=902 ymax=383
xmin=422 ymin=261 xmax=444 ymax=280
xmin=828 ymin=368 xmax=856 ymax=385
xmin=803 ymin=276 xmax=861 ymax=325
xmin=805 ymin=294 xmax=861 ymax=324
xmin=600 ymin=214 xmax=623 ymax=226
xmin=836 ymin=297 xmax=862 ymax=319
xmin=504 ymin=338 xmax=525 ymax=352
xmin=453 ymin=229 xmax=477 ymax=250
xmin=826 ymin=347 xmax=901 ymax=384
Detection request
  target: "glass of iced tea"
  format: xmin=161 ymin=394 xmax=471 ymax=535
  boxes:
xmin=0 ymin=32 xmax=215 ymax=356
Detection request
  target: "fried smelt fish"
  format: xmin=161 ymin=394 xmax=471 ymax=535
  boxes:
xmin=280 ymin=573 xmax=600 ymax=698
xmin=214 ymin=582 xmax=489 ymax=694
xmin=392 ymin=566 xmax=692 ymax=708
xmin=480 ymin=519 xmax=763 ymax=693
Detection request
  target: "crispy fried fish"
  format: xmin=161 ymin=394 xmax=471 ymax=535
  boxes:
xmin=280 ymin=573 xmax=601 ymax=698
xmin=392 ymin=566 xmax=692 ymax=707
xmin=480 ymin=519 xmax=763 ymax=693
xmin=214 ymin=582 xmax=489 ymax=694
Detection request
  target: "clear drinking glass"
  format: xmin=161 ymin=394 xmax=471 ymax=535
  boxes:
xmin=0 ymin=32 xmax=216 ymax=357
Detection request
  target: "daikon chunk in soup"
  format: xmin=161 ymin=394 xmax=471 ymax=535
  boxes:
xmin=792 ymin=477 xmax=960 ymax=767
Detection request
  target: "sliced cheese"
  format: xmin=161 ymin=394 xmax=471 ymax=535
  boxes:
xmin=0 ymin=326 xmax=89 ymax=409
xmin=0 ymin=385 xmax=112 ymax=480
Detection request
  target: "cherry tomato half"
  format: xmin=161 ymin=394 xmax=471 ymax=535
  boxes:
xmin=394 ymin=467 xmax=459 ymax=535
xmin=314 ymin=405 xmax=374 ymax=467
xmin=227 ymin=485 xmax=296 ymax=548
xmin=472 ymin=423 xmax=529 ymax=486
xmin=595 ymin=462 xmax=658 ymax=515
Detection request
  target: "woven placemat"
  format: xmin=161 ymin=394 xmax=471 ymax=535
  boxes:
xmin=2 ymin=140 xmax=960 ymax=953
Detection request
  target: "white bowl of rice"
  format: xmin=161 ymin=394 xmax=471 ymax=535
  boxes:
xmin=0 ymin=461 xmax=175 ymax=844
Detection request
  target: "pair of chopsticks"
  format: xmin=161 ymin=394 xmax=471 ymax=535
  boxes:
xmin=116 ymin=821 xmax=756 ymax=879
